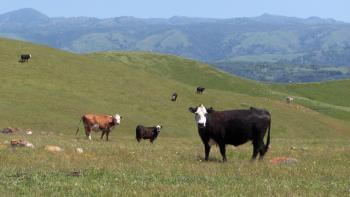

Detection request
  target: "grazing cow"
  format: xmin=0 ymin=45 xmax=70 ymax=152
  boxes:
xmin=171 ymin=93 xmax=178 ymax=101
xmin=76 ymin=113 xmax=122 ymax=141
xmin=136 ymin=125 xmax=162 ymax=143
xmin=196 ymin=86 xmax=205 ymax=94
xmin=20 ymin=54 xmax=31 ymax=62
xmin=286 ymin=96 xmax=294 ymax=104
xmin=188 ymin=104 xmax=271 ymax=162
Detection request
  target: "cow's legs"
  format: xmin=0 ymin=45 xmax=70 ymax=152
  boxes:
xmin=85 ymin=127 xmax=92 ymax=140
xmin=258 ymin=139 xmax=267 ymax=160
xmin=101 ymin=130 xmax=106 ymax=140
xmin=204 ymin=143 xmax=211 ymax=161
xmin=259 ymin=149 xmax=267 ymax=160
xmin=251 ymin=140 xmax=259 ymax=161
xmin=219 ymin=144 xmax=227 ymax=162
xmin=106 ymin=129 xmax=110 ymax=141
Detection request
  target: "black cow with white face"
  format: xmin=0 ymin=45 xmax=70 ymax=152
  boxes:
xmin=196 ymin=87 xmax=205 ymax=94
xmin=136 ymin=125 xmax=162 ymax=143
xmin=20 ymin=54 xmax=31 ymax=62
xmin=189 ymin=104 xmax=271 ymax=162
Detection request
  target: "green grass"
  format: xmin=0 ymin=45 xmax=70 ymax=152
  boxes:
xmin=270 ymin=80 xmax=350 ymax=107
xmin=1 ymin=133 xmax=350 ymax=196
xmin=269 ymin=80 xmax=350 ymax=120
xmin=1 ymin=38 xmax=350 ymax=196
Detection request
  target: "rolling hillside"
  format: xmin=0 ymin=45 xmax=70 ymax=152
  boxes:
xmin=0 ymin=38 xmax=349 ymax=137
xmin=1 ymin=38 xmax=350 ymax=196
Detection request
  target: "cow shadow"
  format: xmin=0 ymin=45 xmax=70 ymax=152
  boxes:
xmin=74 ymin=137 xmax=115 ymax=143
xmin=196 ymin=155 xmax=223 ymax=163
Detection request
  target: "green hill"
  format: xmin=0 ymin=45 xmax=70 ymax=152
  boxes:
xmin=1 ymin=38 xmax=349 ymax=138
xmin=1 ymin=38 xmax=350 ymax=196
xmin=268 ymin=80 xmax=350 ymax=120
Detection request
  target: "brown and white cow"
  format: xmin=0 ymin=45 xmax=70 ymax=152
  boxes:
xmin=76 ymin=113 xmax=122 ymax=141
xmin=286 ymin=96 xmax=294 ymax=104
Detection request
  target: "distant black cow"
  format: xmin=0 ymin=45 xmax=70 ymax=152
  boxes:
xmin=171 ymin=93 xmax=178 ymax=101
xmin=20 ymin=54 xmax=31 ymax=62
xmin=189 ymin=104 xmax=271 ymax=162
xmin=196 ymin=87 xmax=205 ymax=94
xmin=136 ymin=125 xmax=162 ymax=143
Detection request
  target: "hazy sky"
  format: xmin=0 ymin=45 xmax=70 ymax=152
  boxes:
xmin=1 ymin=0 xmax=349 ymax=22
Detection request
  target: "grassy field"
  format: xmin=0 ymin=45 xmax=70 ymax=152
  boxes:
xmin=0 ymin=38 xmax=350 ymax=196
xmin=1 ymin=133 xmax=350 ymax=196
xmin=269 ymin=80 xmax=350 ymax=121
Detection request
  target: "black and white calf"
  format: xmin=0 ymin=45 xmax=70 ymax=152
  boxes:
xmin=20 ymin=54 xmax=31 ymax=62
xmin=196 ymin=87 xmax=205 ymax=94
xmin=189 ymin=104 xmax=271 ymax=162
xmin=136 ymin=125 xmax=162 ymax=143
xmin=171 ymin=93 xmax=178 ymax=101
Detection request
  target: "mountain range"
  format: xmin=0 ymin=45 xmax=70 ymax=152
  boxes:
xmin=1 ymin=8 xmax=350 ymax=82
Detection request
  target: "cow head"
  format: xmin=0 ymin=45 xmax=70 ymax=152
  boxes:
xmin=188 ymin=104 xmax=214 ymax=128
xmin=155 ymin=125 xmax=162 ymax=133
xmin=113 ymin=114 xmax=122 ymax=125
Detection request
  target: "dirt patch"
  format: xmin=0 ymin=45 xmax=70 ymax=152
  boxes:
xmin=269 ymin=157 xmax=298 ymax=165
xmin=45 ymin=145 xmax=62 ymax=152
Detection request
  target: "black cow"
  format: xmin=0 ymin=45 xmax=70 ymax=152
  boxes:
xmin=189 ymin=105 xmax=271 ymax=162
xmin=20 ymin=54 xmax=31 ymax=62
xmin=196 ymin=87 xmax=205 ymax=94
xmin=136 ymin=125 xmax=162 ymax=143
xmin=171 ymin=93 xmax=178 ymax=101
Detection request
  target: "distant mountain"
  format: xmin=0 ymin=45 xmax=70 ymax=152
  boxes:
xmin=249 ymin=13 xmax=344 ymax=25
xmin=0 ymin=8 xmax=50 ymax=24
xmin=1 ymin=8 xmax=350 ymax=82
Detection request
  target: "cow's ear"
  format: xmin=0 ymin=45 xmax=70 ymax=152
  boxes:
xmin=207 ymin=107 xmax=215 ymax=113
xmin=188 ymin=107 xmax=196 ymax=113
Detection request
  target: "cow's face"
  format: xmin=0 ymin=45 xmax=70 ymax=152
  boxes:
xmin=189 ymin=104 xmax=208 ymax=128
xmin=114 ymin=114 xmax=122 ymax=125
xmin=155 ymin=125 xmax=162 ymax=132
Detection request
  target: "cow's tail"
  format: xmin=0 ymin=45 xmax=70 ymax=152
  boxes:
xmin=265 ymin=119 xmax=271 ymax=152
xmin=75 ymin=118 xmax=83 ymax=135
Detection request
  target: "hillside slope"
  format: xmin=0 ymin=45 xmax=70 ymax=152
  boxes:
xmin=1 ymin=38 xmax=350 ymax=196
xmin=0 ymin=38 xmax=349 ymax=139
xmin=268 ymin=80 xmax=350 ymax=120
xmin=87 ymin=51 xmax=350 ymax=121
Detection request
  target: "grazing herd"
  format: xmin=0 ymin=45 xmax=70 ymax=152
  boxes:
xmin=18 ymin=53 xmax=273 ymax=162
xmin=72 ymin=85 xmax=272 ymax=162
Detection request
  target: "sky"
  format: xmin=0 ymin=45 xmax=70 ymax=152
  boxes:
xmin=1 ymin=0 xmax=350 ymax=22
